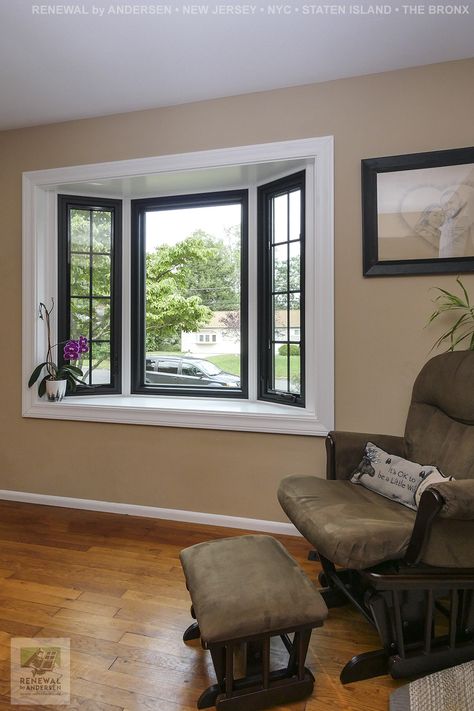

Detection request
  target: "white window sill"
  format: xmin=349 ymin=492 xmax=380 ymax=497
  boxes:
xmin=22 ymin=394 xmax=329 ymax=436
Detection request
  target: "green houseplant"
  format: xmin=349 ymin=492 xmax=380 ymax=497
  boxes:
xmin=429 ymin=276 xmax=474 ymax=351
xmin=28 ymin=301 xmax=89 ymax=401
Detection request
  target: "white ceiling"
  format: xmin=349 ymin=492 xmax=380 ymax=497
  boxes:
xmin=1 ymin=0 xmax=473 ymax=130
xmin=55 ymin=159 xmax=307 ymax=197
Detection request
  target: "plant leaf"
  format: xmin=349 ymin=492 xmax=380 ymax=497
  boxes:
xmin=28 ymin=362 xmax=49 ymax=387
xmin=433 ymin=287 xmax=466 ymax=308
xmin=456 ymin=276 xmax=470 ymax=307
xmin=448 ymin=330 xmax=474 ymax=350
xmin=64 ymin=365 xmax=83 ymax=375
xmin=38 ymin=376 xmax=48 ymax=398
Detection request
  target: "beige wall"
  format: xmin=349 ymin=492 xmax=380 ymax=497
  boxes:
xmin=1 ymin=58 xmax=473 ymax=522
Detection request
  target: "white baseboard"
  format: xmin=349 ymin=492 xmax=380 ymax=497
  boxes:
xmin=0 ymin=489 xmax=300 ymax=536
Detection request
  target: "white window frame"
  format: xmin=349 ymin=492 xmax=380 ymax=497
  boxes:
xmin=22 ymin=137 xmax=334 ymax=436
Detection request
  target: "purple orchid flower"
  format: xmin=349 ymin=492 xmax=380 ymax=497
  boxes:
xmin=63 ymin=336 xmax=89 ymax=361
xmin=78 ymin=336 xmax=89 ymax=353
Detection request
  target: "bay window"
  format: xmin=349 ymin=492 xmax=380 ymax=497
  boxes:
xmin=23 ymin=137 xmax=334 ymax=435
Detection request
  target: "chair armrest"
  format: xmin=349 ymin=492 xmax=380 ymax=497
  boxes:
xmin=404 ymin=488 xmax=444 ymax=565
xmin=326 ymin=430 xmax=406 ymax=481
xmin=428 ymin=480 xmax=474 ymax=520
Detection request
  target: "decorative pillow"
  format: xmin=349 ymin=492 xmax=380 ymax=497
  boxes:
xmin=351 ymin=442 xmax=454 ymax=511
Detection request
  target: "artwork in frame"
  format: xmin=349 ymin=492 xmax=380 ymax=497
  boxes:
xmin=362 ymin=146 xmax=474 ymax=276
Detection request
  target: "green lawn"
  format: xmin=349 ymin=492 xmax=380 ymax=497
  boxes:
xmin=207 ymin=354 xmax=241 ymax=375
xmin=207 ymin=354 xmax=300 ymax=379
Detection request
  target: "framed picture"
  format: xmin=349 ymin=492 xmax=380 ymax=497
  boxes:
xmin=362 ymin=146 xmax=474 ymax=276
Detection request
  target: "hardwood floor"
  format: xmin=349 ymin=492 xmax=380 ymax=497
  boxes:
xmin=0 ymin=501 xmax=401 ymax=710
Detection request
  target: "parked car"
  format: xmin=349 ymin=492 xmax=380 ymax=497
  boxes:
xmin=145 ymin=355 xmax=240 ymax=388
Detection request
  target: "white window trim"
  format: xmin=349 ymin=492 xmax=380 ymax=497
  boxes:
xmin=22 ymin=137 xmax=334 ymax=436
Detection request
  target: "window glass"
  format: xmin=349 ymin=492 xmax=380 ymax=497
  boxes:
xmin=58 ymin=197 xmax=122 ymax=395
xmin=132 ymin=191 xmax=247 ymax=396
xmin=258 ymin=173 xmax=305 ymax=406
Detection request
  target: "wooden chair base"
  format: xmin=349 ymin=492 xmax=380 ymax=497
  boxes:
xmin=183 ymin=622 xmax=201 ymax=642
xmin=216 ymin=670 xmax=313 ymax=710
xmin=317 ymin=553 xmax=474 ymax=683
xmin=184 ymin=620 xmax=315 ymax=711
xmin=198 ymin=667 xmax=314 ymax=710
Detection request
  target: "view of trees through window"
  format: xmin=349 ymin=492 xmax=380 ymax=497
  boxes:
xmin=60 ymin=174 xmax=305 ymax=402
xmin=271 ymin=188 xmax=303 ymax=396
xmin=258 ymin=171 xmax=305 ymax=405
xmin=68 ymin=206 xmax=115 ymax=386
xmin=143 ymin=203 xmax=243 ymax=389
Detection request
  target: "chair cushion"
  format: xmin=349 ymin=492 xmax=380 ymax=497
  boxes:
xmin=180 ymin=535 xmax=327 ymax=644
xmin=351 ymin=442 xmax=453 ymax=511
xmin=278 ymin=475 xmax=416 ymax=569
xmin=405 ymin=351 xmax=474 ymax=480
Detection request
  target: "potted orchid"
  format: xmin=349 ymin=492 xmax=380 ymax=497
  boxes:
xmin=28 ymin=301 xmax=89 ymax=402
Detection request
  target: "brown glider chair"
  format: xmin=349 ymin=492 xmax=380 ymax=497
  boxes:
xmin=278 ymin=351 xmax=474 ymax=683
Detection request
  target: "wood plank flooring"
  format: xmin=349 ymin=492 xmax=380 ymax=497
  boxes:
xmin=0 ymin=501 xmax=402 ymax=710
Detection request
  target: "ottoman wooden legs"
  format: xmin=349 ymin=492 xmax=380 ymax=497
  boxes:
xmin=183 ymin=624 xmax=315 ymax=711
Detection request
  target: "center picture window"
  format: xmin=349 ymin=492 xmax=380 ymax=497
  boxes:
xmin=131 ymin=191 xmax=248 ymax=398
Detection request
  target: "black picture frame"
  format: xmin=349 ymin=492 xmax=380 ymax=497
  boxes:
xmin=362 ymin=146 xmax=474 ymax=277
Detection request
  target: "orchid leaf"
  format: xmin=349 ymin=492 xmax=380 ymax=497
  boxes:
xmin=38 ymin=375 xmax=48 ymax=398
xmin=64 ymin=365 xmax=83 ymax=375
xmin=28 ymin=362 xmax=49 ymax=387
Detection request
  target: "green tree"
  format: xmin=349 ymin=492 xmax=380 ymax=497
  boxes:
xmin=273 ymin=253 xmax=301 ymax=308
xmin=68 ymin=215 xmax=242 ymax=358
xmin=184 ymin=228 xmax=240 ymax=311
xmin=69 ymin=208 xmax=114 ymax=376
xmin=145 ymin=235 xmax=215 ymax=351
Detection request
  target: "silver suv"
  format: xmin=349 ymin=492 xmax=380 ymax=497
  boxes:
xmin=145 ymin=355 xmax=240 ymax=388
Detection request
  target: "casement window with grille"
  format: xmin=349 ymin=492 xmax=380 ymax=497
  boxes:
xmin=57 ymin=195 xmax=122 ymax=395
xmin=258 ymin=171 xmax=305 ymax=407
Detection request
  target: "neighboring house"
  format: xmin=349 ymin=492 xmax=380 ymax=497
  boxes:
xmin=181 ymin=311 xmax=239 ymax=355
xmin=181 ymin=310 xmax=300 ymax=355
xmin=274 ymin=310 xmax=301 ymax=343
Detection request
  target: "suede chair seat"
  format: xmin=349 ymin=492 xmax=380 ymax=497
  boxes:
xmin=278 ymin=476 xmax=416 ymax=569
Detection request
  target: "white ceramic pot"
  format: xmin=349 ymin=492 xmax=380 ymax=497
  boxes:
xmin=45 ymin=379 xmax=67 ymax=402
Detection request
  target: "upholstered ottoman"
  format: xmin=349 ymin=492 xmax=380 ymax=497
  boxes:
xmin=180 ymin=534 xmax=327 ymax=710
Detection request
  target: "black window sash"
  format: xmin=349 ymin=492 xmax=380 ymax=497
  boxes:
xmin=257 ymin=172 xmax=306 ymax=407
xmin=130 ymin=190 xmax=248 ymax=398
xmin=58 ymin=195 xmax=122 ymax=395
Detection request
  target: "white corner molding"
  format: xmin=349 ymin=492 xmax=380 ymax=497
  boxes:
xmin=22 ymin=137 xmax=334 ymax=436
xmin=0 ymin=489 xmax=300 ymax=537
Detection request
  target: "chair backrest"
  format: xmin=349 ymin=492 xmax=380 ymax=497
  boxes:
xmin=404 ymin=351 xmax=474 ymax=480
